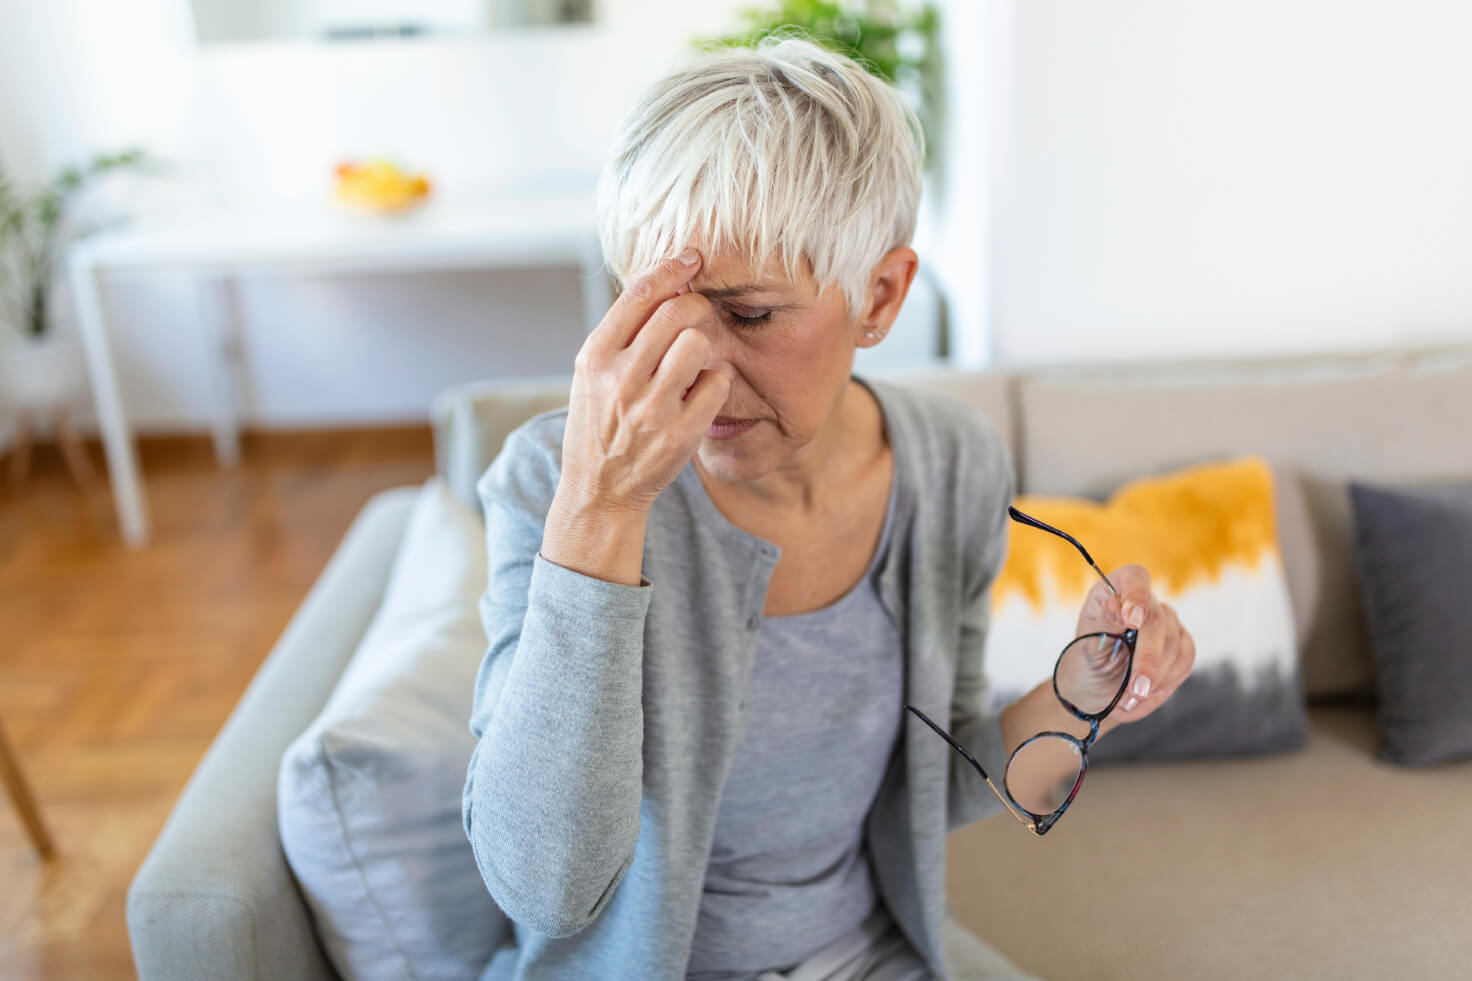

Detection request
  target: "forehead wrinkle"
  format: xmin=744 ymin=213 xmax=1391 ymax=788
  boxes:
xmin=698 ymin=282 xmax=793 ymax=300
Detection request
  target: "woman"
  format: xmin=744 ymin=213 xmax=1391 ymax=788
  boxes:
xmin=463 ymin=37 xmax=1195 ymax=981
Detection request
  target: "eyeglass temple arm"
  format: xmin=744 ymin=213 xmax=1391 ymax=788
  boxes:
xmin=904 ymin=704 xmax=1038 ymax=834
xmin=1007 ymin=506 xmax=1118 ymax=598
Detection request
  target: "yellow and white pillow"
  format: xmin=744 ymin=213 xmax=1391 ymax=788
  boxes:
xmin=983 ymin=458 xmax=1307 ymax=761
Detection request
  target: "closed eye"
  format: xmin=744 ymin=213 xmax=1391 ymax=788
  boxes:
xmin=727 ymin=309 xmax=773 ymax=329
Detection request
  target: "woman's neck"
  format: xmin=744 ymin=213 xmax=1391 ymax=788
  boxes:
xmin=697 ymin=379 xmax=887 ymax=517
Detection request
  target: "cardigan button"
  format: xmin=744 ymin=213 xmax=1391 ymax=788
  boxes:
xmin=746 ymin=614 xmax=760 ymax=631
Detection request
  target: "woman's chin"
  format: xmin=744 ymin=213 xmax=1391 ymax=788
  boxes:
xmin=695 ymin=439 xmax=771 ymax=485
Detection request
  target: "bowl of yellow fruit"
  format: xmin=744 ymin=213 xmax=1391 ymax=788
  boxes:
xmin=333 ymin=158 xmax=432 ymax=214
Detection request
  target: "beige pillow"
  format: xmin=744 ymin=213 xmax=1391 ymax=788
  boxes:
xmin=278 ymin=477 xmax=507 ymax=979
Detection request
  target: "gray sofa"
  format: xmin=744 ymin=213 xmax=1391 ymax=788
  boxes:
xmin=128 ymin=346 xmax=1472 ymax=980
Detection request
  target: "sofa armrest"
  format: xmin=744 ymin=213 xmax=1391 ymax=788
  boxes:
xmin=128 ymin=486 xmax=420 ymax=981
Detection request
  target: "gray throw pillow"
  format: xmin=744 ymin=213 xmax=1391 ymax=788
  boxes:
xmin=1349 ymin=480 xmax=1472 ymax=766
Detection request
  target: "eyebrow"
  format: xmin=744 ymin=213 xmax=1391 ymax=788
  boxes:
xmin=698 ymin=283 xmax=790 ymax=300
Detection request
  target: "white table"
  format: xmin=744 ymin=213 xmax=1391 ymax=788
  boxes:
xmin=68 ymin=192 xmax=610 ymax=547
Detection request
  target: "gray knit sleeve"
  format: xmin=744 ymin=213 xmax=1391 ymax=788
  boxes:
xmin=946 ymin=413 xmax=1017 ymax=831
xmin=461 ymin=414 xmax=651 ymax=938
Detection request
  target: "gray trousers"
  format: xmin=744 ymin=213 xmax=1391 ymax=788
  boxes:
xmin=757 ymin=907 xmax=1039 ymax=981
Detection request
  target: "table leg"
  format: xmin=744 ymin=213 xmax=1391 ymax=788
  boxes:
xmin=8 ymin=410 xmax=32 ymax=485
xmin=55 ymin=407 xmax=97 ymax=487
xmin=68 ymin=251 xmax=150 ymax=547
xmin=198 ymin=275 xmax=242 ymax=467
xmin=0 ymin=716 xmax=55 ymax=859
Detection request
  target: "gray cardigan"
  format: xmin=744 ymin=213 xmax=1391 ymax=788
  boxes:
xmin=463 ymin=377 xmax=1016 ymax=980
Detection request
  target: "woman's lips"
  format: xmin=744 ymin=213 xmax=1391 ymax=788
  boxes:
xmin=706 ymin=417 xmax=758 ymax=440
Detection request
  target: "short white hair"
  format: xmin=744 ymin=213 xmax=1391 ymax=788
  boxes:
xmin=597 ymin=35 xmax=924 ymax=319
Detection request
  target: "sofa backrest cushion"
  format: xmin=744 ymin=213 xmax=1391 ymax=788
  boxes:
xmin=433 ymin=376 xmax=574 ymax=516
xmin=278 ymin=477 xmax=507 ymax=980
xmin=863 ymin=366 xmax=1017 ymax=457
xmin=1013 ymin=348 xmax=1472 ymax=697
xmin=428 ymin=348 xmax=1472 ymax=699
xmin=431 ymin=368 xmax=1017 ymax=519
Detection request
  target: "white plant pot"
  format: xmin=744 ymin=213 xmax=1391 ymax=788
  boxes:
xmin=0 ymin=333 xmax=91 ymax=413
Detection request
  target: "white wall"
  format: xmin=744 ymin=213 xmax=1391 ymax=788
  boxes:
xmin=0 ymin=0 xmax=752 ymax=432
xmin=21 ymin=1 xmax=1458 ymax=433
xmin=921 ymin=0 xmax=1013 ymax=367
xmin=997 ymin=0 xmax=1472 ymax=364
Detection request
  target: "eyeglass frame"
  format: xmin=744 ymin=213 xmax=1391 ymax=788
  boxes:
xmin=904 ymin=505 xmax=1139 ymax=836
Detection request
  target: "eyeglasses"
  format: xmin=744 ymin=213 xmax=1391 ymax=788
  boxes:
xmin=905 ymin=506 xmax=1138 ymax=836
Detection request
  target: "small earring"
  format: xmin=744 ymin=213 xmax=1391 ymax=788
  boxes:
xmin=865 ymin=330 xmax=885 ymax=341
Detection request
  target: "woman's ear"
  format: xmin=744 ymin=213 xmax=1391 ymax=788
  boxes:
xmin=857 ymin=247 xmax=919 ymax=347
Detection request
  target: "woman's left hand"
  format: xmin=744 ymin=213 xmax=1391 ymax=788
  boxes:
xmin=1074 ymin=565 xmax=1196 ymax=735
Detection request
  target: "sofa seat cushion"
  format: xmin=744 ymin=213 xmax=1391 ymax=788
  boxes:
xmin=946 ymin=706 xmax=1472 ymax=980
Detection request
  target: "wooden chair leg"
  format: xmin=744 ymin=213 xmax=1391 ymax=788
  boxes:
xmin=0 ymin=717 xmax=55 ymax=858
xmin=8 ymin=410 xmax=33 ymax=486
xmin=54 ymin=407 xmax=95 ymax=488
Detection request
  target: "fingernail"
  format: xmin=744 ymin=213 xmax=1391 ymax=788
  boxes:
xmin=1126 ymin=603 xmax=1145 ymax=629
xmin=1123 ymin=697 xmax=1139 ymax=711
xmin=678 ymin=248 xmax=700 ymax=265
xmin=1133 ymin=676 xmax=1152 ymax=698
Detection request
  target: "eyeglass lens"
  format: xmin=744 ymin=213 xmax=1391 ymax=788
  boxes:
xmin=1055 ymin=632 xmax=1132 ymax=716
xmin=1006 ymin=735 xmax=1083 ymax=815
xmin=1002 ymin=633 xmax=1131 ymax=817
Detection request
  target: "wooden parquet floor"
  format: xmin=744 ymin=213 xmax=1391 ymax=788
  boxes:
xmin=0 ymin=426 xmax=434 ymax=979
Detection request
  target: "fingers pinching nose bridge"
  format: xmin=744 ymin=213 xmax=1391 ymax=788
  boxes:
xmin=703 ymin=359 xmax=736 ymax=381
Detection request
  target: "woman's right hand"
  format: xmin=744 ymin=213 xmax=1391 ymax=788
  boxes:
xmin=541 ymin=248 xmax=730 ymax=584
xmin=562 ymin=246 xmax=730 ymax=512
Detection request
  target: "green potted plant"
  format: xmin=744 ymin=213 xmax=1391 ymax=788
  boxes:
xmin=0 ymin=148 xmax=155 ymax=431
xmin=695 ymin=0 xmax=941 ymax=161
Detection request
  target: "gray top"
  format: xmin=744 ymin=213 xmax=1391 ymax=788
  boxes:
xmin=687 ymin=468 xmax=903 ymax=980
xmin=463 ymin=377 xmax=1017 ymax=981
